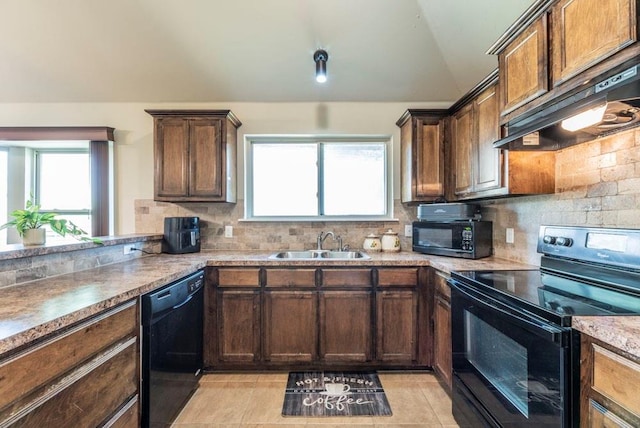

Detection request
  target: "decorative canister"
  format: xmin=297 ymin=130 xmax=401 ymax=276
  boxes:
xmin=381 ymin=229 xmax=401 ymax=252
xmin=363 ymin=234 xmax=381 ymax=252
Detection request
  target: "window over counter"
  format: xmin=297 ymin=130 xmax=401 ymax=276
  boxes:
xmin=35 ymin=149 xmax=92 ymax=242
xmin=0 ymin=127 xmax=114 ymax=244
xmin=244 ymin=135 xmax=392 ymax=221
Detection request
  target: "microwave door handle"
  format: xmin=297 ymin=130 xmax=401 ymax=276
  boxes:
xmin=451 ymin=281 xmax=564 ymax=344
xmin=190 ymin=231 xmax=196 ymax=246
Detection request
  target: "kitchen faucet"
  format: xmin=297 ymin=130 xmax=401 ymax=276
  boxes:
xmin=317 ymin=231 xmax=343 ymax=251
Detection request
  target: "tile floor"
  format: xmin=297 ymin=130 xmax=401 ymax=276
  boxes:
xmin=172 ymin=371 xmax=460 ymax=427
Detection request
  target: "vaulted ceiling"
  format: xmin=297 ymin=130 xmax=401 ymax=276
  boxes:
xmin=0 ymin=0 xmax=533 ymax=103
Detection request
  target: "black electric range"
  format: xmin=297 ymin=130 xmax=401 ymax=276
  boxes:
xmin=448 ymin=225 xmax=640 ymax=427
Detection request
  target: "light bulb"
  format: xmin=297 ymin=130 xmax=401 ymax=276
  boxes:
xmin=561 ymin=103 xmax=607 ymax=132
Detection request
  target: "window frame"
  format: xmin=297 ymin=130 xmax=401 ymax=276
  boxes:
xmin=0 ymin=126 xmax=114 ymax=239
xmin=244 ymin=134 xmax=394 ymax=222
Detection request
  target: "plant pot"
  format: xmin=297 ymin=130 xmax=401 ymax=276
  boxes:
xmin=23 ymin=228 xmax=46 ymax=246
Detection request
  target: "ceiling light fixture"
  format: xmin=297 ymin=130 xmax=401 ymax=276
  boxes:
xmin=313 ymin=49 xmax=328 ymax=83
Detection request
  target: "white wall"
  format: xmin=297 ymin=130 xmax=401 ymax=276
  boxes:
xmin=0 ymin=102 xmax=449 ymax=234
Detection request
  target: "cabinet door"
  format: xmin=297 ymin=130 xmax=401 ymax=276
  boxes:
xmin=474 ymin=84 xmax=502 ymax=192
xmin=432 ymin=271 xmax=452 ymax=392
xmin=264 ymin=291 xmax=317 ymax=363
xmin=551 ymin=0 xmax=636 ymax=86
xmin=319 ymin=291 xmax=372 ymax=362
xmin=217 ymin=290 xmax=261 ymax=363
xmin=499 ymin=16 xmax=548 ymax=114
xmin=189 ymin=118 xmax=224 ymax=199
xmin=414 ymin=119 xmax=444 ymax=201
xmin=376 ymin=290 xmax=418 ymax=363
xmin=154 ymin=118 xmax=189 ymax=198
xmin=399 ymin=113 xmax=445 ymax=203
xmin=452 ymin=104 xmax=474 ymax=196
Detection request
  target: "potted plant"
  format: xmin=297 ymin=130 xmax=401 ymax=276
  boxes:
xmin=0 ymin=198 xmax=102 ymax=245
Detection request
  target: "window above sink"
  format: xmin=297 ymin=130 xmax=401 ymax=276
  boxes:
xmin=244 ymin=135 xmax=393 ymax=222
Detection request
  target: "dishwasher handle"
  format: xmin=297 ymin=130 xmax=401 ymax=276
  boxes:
xmin=142 ymin=270 xmax=204 ymax=322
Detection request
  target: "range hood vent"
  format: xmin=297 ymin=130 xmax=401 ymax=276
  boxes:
xmin=494 ymin=59 xmax=640 ymax=151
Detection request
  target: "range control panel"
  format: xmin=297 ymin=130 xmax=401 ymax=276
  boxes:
xmin=538 ymin=225 xmax=640 ymax=270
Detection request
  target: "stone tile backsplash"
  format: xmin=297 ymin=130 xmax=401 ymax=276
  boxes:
xmin=135 ymin=199 xmax=417 ymax=253
xmin=481 ymin=127 xmax=640 ymax=265
xmin=136 ymin=127 xmax=640 ymax=267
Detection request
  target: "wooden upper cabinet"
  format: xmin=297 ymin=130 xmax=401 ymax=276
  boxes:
xmin=397 ymin=109 xmax=447 ymax=203
xmin=550 ymin=0 xmax=637 ymax=87
xmin=451 ymin=103 xmax=474 ymax=196
xmin=147 ymin=109 xmax=241 ymax=202
xmin=474 ymin=85 xmax=501 ymax=192
xmin=450 ymin=83 xmax=501 ymax=198
xmin=499 ymin=16 xmax=548 ymax=115
xmin=448 ymin=77 xmax=554 ymax=200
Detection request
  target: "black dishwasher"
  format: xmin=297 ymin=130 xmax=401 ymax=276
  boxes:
xmin=141 ymin=270 xmax=204 ymax=428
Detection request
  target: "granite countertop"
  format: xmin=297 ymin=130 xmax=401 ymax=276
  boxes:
xmin=0 ymin=250 xmax=535 ymax=356
xmin=573 ymin=316 xmax=640 ymax=359
xmin=3 ymin=249 xmax=639 ymax=361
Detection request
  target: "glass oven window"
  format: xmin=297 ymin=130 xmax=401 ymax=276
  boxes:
xmin=465 ymin=310 xmax=529 ymax=417
xmin=417 ymin=228 xmax=452 ymax=248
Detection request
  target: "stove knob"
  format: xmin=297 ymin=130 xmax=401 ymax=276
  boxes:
xmin=556 ymin=237 xmax=573 ymax=246
xmin=543 ymin=235 xmax=556 ymax=244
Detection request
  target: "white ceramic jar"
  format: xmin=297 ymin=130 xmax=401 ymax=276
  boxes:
xmin=381 ymin=229 xmax=400 ymax=252
xmin=363 ymin=234 xmax=381 ymax=252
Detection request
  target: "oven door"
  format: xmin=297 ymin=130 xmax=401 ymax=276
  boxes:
xmin=450 ymin=279 xmax=571 ymax=428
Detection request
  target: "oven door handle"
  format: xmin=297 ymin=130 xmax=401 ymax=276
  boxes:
xmin=451 ymin=281 xmax=566 ymax=344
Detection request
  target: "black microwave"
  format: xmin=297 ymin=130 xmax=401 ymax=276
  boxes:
xmin=412 ymin=220 xmax=493 ymax=259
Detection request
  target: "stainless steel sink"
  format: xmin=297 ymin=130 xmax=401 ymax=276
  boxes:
xmin=268 ymin=250 xmax=370 ymax=260
xmin=320 ymin=251 xmax=369 ymax=259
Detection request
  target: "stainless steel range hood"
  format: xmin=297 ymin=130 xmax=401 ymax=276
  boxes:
xmin=493 ymin=59 xmax=640 ymax=151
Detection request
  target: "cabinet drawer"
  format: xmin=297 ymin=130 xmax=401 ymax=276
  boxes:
xmin=0 ymin=301 xmax=137 ymax=409
xmin=378 ymin=268 xmax=419 ymax=287
xmin=266 ymin=269 xmax=316 ymax=288
xmin=218 ymin=268 xmax=260 ymax=287
xmin=2 ymin=338 xmax=138 ymax=427
xmin=589 ymin=399 xmax=634 ymax=428
xmin=103 ymin=396 xmax=139 ymax=428
xmin=592 ymin=343 xmax=640 ymax=416
xmin=322 ymin=269 xmax=372 ymax=287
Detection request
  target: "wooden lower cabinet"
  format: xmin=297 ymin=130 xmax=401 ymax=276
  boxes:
xmin=217 ymin=290 xmax=261 ymax=363
xmin=376 ymin=290 xmax=418 ymax=363
xmin=319 ymin=290 xmax=372 ymax=362
xmin=580 ymin=334 xmax=640 ymax=427
xmin=432 ymin=270 xmax=452 ymax=391
xmin=264 ymin=291 xmax=318 ymax=363
xmin=0 ymin=301 xmax=139 ymax=427
xmin=206 ymin=266 xmax=430 ymax=370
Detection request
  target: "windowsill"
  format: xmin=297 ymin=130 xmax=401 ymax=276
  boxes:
xmin=240 ymin=217 xmax=400 ymax=223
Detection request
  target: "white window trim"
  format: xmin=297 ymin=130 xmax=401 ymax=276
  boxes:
xmin=243 ymin=134 xmax=396 ymax=222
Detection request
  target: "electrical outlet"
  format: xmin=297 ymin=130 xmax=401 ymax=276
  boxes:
xmin=506 ymin=228 xmax=515 ymax=244
xmin=404 ymin=224 xmax=412 ymax=237
xmin=224 ymin=225 xmax=233 ymax=238
xmin=123 ymin=243 xmax=138 ymax=255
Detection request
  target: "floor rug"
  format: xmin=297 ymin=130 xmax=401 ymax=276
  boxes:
xmin=282 ymin=371 xmax=392 ymax=417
